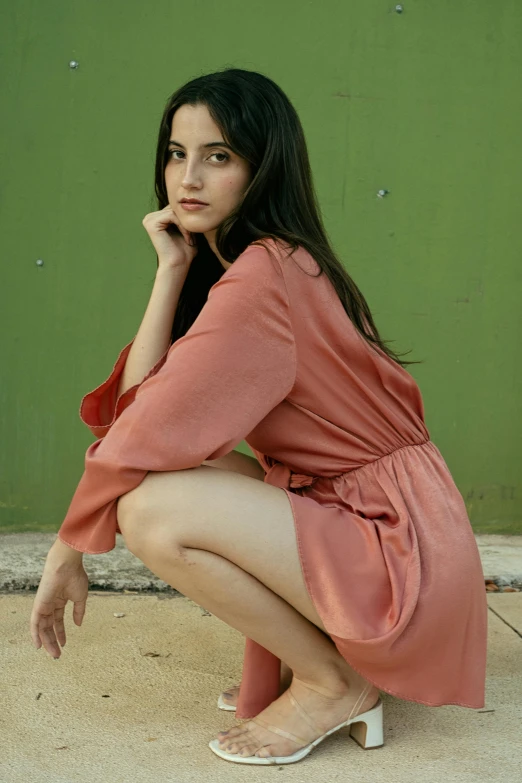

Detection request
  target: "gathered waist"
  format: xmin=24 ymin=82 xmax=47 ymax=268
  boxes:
xmin=264 ymin=438 xmax=432 ymax=491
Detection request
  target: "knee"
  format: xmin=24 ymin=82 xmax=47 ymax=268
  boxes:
xmin=116 ymin=490 xmax=146 ymax=553
xmin=116 ymin=489 xmax=185 ymax=562
xmin=116 ymin=488 xmax=168 ymax=556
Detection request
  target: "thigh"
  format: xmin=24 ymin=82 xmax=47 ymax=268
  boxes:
xmin=119 ymin=465 xmax=327 ymax=633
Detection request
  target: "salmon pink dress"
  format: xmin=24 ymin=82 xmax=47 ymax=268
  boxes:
xmin=57 ymin=238 xmax=487 ymax=719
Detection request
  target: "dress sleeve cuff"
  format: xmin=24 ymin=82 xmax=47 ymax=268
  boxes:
xmin=79 ymin=337 xmax=172 ymax=438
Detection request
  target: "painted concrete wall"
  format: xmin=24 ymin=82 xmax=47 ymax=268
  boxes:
xmin=1 ymin=1 xmax=520 ymax=533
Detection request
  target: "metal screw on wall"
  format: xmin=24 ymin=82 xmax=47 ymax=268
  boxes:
xmin=36 ymin=259 xmax=44 ymax=267
xmin=69 ymin=60 xmax=79 ymax=69
xmin=377 ymin=189 xmax=390 ymax=198
xmin=395 ymin=4 xmax=404 ymax=13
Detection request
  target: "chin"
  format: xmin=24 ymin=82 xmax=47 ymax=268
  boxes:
xmin=181 ymin=215 xmax=219 ymax=229
xmin=179 ymin=210 xmax=212 ymax=221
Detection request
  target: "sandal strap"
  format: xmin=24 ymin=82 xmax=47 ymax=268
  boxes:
xmin=287 ymin=688 xmax=323 ymax=735
xmin=346 ymin=681 xmax=373 ymax=722
xmin=248 ymin=681 xmax=375 ymax=750
xmin=289 ymin=680 xmax=374 ymax=731
xmin=252 ymin=715 xmax=309 ymax=747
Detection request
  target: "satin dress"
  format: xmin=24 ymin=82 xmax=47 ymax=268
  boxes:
xmin=57 ymin=238 xmax=487 ymax=720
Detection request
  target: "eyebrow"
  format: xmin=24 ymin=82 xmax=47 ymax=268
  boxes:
xmin=168 ymin=139 xmax=233 ymax=151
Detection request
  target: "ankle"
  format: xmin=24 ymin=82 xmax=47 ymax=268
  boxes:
xmin=291 ymin=669 xmax=349 ymax=699
xmin=292 ymin=659 xmax=370 ymax=699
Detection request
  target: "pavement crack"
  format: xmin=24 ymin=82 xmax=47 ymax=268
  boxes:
xmin=488 ymin=605 xmax=522 ymax=639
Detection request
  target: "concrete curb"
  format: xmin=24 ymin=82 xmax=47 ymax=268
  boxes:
xmin=1 ymin=532 xmax=521 ymax=592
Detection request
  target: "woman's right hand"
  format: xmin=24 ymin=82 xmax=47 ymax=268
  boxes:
xmin=30 ymin=551 xmax=89 ymax=659
xmin=142 ymin=204 xmax=198 ymax=271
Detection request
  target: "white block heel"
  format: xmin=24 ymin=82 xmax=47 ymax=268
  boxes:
xmin=348 ymin=697 xmax=384 ymax=749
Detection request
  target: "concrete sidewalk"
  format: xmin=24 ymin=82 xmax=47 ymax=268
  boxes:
xmin=1 ymin=532 xmax=522 ymax=592
xmin=1 ymin=533 xmax=522 ymax=781
xmin=2 ymin=592 xmax=521 ymax=782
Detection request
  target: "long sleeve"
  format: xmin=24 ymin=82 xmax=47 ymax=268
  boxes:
xmin=58 ymin=244 xmax=297 ymax=555
xmin=79 ymin=338 xmax=172 ymax=439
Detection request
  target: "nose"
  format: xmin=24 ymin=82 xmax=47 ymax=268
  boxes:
xmin=180 ymin=159 xmax=203 ymax=189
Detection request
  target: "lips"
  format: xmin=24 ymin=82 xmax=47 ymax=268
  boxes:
xmin=180 ymin=199 xmax=208 ymax=205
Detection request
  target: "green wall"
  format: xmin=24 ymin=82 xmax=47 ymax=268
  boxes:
xmin=1 ymin=1 xmax=520 ymax=534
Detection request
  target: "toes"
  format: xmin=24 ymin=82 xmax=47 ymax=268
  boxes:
xmin=218 ymin=729 xmax=247 ymax=750
xmin=223 ymin=742 xmax=256 ymax=757
xmin=216 ymin=720 xmax=290 ymax=759
xmin=219 ymin=737 xmax=255 ymax=756
xmin=221 ymin=685 xmax=239 ymax=701
xmin=255 ymin=746 xmax=273 ymax=758
xmin=217 ymin=728 xmax=263 ymax=757
xmin=217 ymin=725 xmax=241 ymax=740
xmin=236 ymin=742 xmax=262 ymax=758
xmin=216 ymin=721 xmax=292 ymax=760
xmin=238 ymin=744 xmax=258 ymax=757
xmin=223 ymin=741 xmax=240 ymax=754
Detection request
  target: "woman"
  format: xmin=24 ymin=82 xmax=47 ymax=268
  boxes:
xmin=30 ymin=68 xmax=487 ymax=766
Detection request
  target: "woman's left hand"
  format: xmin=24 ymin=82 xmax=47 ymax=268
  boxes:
xmin=30 ymin=540 xmax=89 ymax=659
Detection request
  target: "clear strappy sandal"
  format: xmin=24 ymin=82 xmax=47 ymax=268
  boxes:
xmin=209 ymin=681 xmax=384 ymax=765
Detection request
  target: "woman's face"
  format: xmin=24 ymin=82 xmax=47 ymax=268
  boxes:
xmin=165 ymin=103 xmax=252 ymax=260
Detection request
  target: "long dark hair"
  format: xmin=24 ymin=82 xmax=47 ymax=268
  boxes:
xmin=153 ymin=67 xmax=422 ymax=368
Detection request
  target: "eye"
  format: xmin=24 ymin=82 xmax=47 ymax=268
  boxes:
xmin=168 ymin=150 xmax=229 ymax=163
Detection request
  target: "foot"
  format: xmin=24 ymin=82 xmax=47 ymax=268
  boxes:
xmin=215 ymin=674 xmax=379 ymax=760
xmin=220 ymin=663 xmax=293 ymax=709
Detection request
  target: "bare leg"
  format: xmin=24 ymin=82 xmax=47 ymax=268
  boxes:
xmin=118 ymin=465 xmax=379 ymax=759
xmin=132 ymin=539 xmax=379 ymax=759
xmin=203 ymin=451 xmax=293 ymax=706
